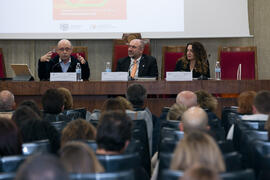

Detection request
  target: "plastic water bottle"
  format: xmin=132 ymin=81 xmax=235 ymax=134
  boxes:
xmin=215 ymin=61 xmax=221 ymax=80
xmin=105 ymin=61 xmax=111 ymax=72
xmin=76 ymin=63 xmax=81 ymax=81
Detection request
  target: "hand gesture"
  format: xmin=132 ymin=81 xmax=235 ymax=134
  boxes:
xmin=77 ymin=53 xmax=86 ymax=64
xmin=40 ymin=51 xmax=53 ymax=62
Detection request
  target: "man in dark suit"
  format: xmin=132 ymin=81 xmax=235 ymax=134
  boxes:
xmin=38 ymin=39 xmax=90 ymax=81
xmin=116 ymin=39 xmax=158 ymax=79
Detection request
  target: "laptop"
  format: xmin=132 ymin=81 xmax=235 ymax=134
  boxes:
xmin=11 ymin=64 xmax=34 ymax=81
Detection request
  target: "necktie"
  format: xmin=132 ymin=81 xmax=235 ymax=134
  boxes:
xmin=130 ymin=60 xmax=137 ymax=78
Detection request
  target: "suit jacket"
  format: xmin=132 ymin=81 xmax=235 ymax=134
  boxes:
xmin=38 ymin=55 xmax=90 ymax=81
xmin=116 ymin=54 xmax=158 ymax=78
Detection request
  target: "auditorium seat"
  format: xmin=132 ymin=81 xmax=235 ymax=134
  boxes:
xmin=218 ymin=46 xmax=257 ymax=80
xmin=0 ymin=173 xmax=15 ymax=180
xmin=51 ymin=46 xmax=88 ymax=61
xmin=22 ymin=139 xmax=50 ymax=155
xmin=50 ymin=121 xmax=67 ymax=132
xmin=161 ymin=46 xmax=185 ymax=79
xmin=0 ymin=48 xmax=6 ymax=78
xmin=82 ymin=140 xmax=97 ymax=152
xmin=223 ymin=151 xmax=243 ymax=172
xmin=0 ymin=155 xmax=26 ymax=172
xmin=69 ymin=170 xmax=134 ymax=180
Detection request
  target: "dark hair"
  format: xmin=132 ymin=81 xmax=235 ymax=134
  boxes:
xmin=180 ymin=42 xmax=209 ymax=75
xmin=42 ymin=89 xmax=64 ymax=114
xmin=0 ymin=117 xmax=22 ymax=156
xmin=101 ymin=98 xmax=125 ymax=113
xmin=20 ymin=119 xmax=60 ymax=154
xmin=254 ymin=90 xmax=270 ymax=114
xmin=195 ymin=90 xmax=218 ymax=112
xmin=61 ymin=119 xmax=96 ymax=147
xmin=19 ymin=100 xmax=42 ymax=117
xmin=126 ymin=84 xmax=146 ymax=108
xmin=12 ymin=106 xmax=41 ymax=129
xmin=96 ymin=111 xmax=132 ymax=152
xmin=15 ymin=154 xmax=69 ymax=180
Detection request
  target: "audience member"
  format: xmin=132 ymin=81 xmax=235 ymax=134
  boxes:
xmin=181 ymin=165 xmax=221 ymax=180
xmin=176 ymin=91 xmax=197 ymax=108
xmin=15 ymin=154 xmax=69 ymax=180
xmin=0 ymin=90 xmax=15 ymax=119
xmin=0 ymin=117 xmax=22 ymax=156
xmin=19 ymin=100 xmax=42 ymax=117
xmin=19 ymin=119 xmax=61 ymax=154
xmin=265 ymin=116 xmax=270 ymax=140
xmin=237 ymin=91 xmax=256 ymax=115
xmin=170 ymin=131 xmax=225 ymax=172
xmin=60 ymin=141 xmax=104 ymax=173
xmin=61 ymin=118 xmax=96 ymax=147
xmin=58 ymin=87 xmax=73 ymax=110
xmin=166 ymin=103 xmax=187 ymax=121
xmin=38 ymin=39 xmax=90 ymax=81
xmin=116 ymin=96 xmax=133 ymax=110
xmin=116 ymin=39 xmax=158 ymax=78
xmin=174 ymin=42 xmax=210 ymax=78
xmin=101 ymin=98 xmax=125 ymax=113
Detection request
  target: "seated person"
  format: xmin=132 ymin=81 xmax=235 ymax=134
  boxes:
xmin=166 ymin=103 xmax=187 ymax=121
xmin=116 ymin=39 xmax=158 ymax=79
xmin=57 ymin=87 xmax=73 ymax=110
xmin=237 ymin=91 xmax=256 ymax=115
xmin=182 ymin=165 xmax=221 ymax=180
xmin=176 ymin=90 xmax=197 ymax=109
xmin=0 ymin=90 xmax=16 ymax=119
xmin=175 ymin=42 xmax=210 ymax=78
xmin=38 ymin=39 xmax=90 ymax=81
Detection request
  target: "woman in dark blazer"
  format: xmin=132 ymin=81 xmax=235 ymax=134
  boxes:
xmin=175 ymin=42 xmax=210 ymax=78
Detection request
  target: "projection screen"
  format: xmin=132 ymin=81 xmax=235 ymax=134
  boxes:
xmin=0 ymin=0 xmax=250 ymax=39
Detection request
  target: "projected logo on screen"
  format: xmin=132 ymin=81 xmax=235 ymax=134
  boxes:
xmin=53 ymin=0 xmax=126 ymax=20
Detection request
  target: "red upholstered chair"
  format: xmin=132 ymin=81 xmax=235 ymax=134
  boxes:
xmin=112 ymin=39 xmax=150 ymax=71
xmin=218 ymin=46 xmax=258 ymax=80
xmin=0 ymin=48 xmax=6 ymax=78
xmin=51 ymin=46 xmax=88 ymax=61
xmin=161 ymin=46 xmax=186 ymax=79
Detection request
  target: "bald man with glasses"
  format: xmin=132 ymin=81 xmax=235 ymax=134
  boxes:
xmin=38 ymin=39 xmax=90 ymax=81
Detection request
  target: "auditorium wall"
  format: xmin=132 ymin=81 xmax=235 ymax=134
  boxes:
xmin=0 ymin=0 xmax=269 ymax=80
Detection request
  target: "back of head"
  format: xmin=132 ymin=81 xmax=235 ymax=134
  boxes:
xmin=182 ymin=165 xmax=220 ymax=180
xmin=237 ymin=91 xmax=256 ymax=114
xmin=61 ymin=118 xmax=96 ymax=147
xmin=19 ymin=100 xmax=42 ymax=117
xmin=116 ymin=96 xmax=133 ymax=110
xmin=254 ymin=90 xmax=270 ymax=114
xmin=126 ymin=84 xmax=147 ymax=108
xmin=12 ymin=105 xmax=41 ymax=128
xmin=42 ymin=89 xmax=64 ymax=114
xmin=167 ymin=103 xmax=187 ymax=121
xmin=176 ymin=91 xmax=197 ymax=108
xmin=15 ymin=154 xmax=69 ymax=180
xmin=182 ymin=107 xmax=208 ymax=134
xmin=195 ymin=90 xmax=217 ymax=112
xmin=96 ymin=111 xmax=132 ymax=152
xmin=57 ymin=87 xmax=73 ymax=110
xmin=0 ymin=117 xmax=22 ymax=156
xmin=60 ymin=141 xmax=104 ymax=173
xmin=170 ymin=131 xmax=225 ymax=172
xmin=0 ymin=90 xmax=15 ymax=112
xmin=101 ymin=98 xmax=125 ymax=113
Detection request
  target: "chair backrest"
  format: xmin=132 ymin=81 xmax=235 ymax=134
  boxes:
xmin=218 ymin=46 xmax=258 ymax=80
xmin=0 ymin=155 xmax=26 ymax=172
xmin=0 ymin=173 xmax=15 ymax=180
xmin=112 ymin=39 xmax=150 ymax=71
xmin=50 ymin=121 xmax=67 ymax=132
xmin=223 ymin=152 xmax=243 ymax=172
xmin=83 ymin=140 xmax=98 ymax=152
xmin=63 ymin=109 xmax=81 ymax=121
xmin=217 ymin=140 xmax=235 ymax=154
xmin=96 ymin=153 xmax=140 ymax=172
xmin=159 ymin=153 xmax=174 ymax=180
xmin=0 ymin=48 xmax=6 ymax=78
xmin=161 ymin=46 xmax=186 ymax=79
xmin=51 ymin=46 xmax=88 ymax=61
xmin=22 ymin=139 xmax=50 ymax=155
xmin=70 ymin=170 xmax=134 ymax=180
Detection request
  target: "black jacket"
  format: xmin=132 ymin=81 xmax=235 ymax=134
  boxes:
xmin=38 ymin=55 xmax=90 ymax=81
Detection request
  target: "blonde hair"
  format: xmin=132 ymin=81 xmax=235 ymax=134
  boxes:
xmin=170 ymin=131 xmax=225 ymax=172
xmin=60 ymin=141 xmax=104 ymax=173
xmin=195 ymin=90 xmax=218 ymax=112
xmin=116 ymin=96 xmax=133 ymax=110
xmin=166 ymin=103 xmax=187 ymax=120
xmin=57 ymin=87 xmax=73 ymax=110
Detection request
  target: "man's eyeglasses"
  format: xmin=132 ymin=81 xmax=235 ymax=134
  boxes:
xmin=58 ymin=47 xmax=71 ymax=52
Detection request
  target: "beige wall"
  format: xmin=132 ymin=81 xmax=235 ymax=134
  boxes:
xmin=0 ymin=0 xmax=269 ymax=80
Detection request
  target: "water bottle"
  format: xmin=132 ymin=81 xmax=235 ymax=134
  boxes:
xmin=105 ymin=61 xmax=111 ymax=72
xmin=215 ymin=61 xmax=221 ymax=80
xmin=76 ymin=63 xmax=81 ymax=81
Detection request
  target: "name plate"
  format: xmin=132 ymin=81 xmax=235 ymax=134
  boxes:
xmin=101 ymin=72 xmax=128 ymax=81
xmin=166 ymin=72 xmax=192 ymax=81
xmin=50 ymin=72 xmax=76 ymax=81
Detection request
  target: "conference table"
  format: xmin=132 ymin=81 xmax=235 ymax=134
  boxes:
xmin=1 ymin=80 xmax=270 ymax=117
